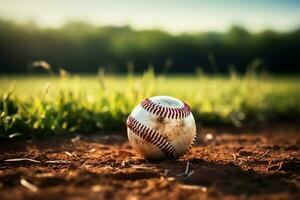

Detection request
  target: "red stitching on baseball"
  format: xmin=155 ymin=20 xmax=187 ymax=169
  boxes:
xmin=127 ymin=116 xmax=177 ymax=158
xmin=140 ymin=98 xmax=191 ymax=119
xmin=184 ymin=131 xmax=197 ymax=155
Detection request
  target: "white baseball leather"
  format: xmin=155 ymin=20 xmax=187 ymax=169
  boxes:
xmin=127 ymin=96 xmax=197 ymax=160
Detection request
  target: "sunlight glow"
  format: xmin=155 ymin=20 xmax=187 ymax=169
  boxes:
xmin=0 ymin=0 xmax=299 ymax=33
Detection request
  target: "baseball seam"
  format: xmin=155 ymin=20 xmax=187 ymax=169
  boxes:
xmin=185 ymin=130 xmax=197 ymax=155
xmin=140 ymin=98 xmax=191 ymax=119
xmin=127 ymin=115 xmax=177 ymax=158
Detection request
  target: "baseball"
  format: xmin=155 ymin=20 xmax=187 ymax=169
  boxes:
xmin=126 ymin=96 xmax=197 ymax=160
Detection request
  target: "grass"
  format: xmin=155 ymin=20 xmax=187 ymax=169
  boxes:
xmin=0 ymin=69 xmax=300 ymax=138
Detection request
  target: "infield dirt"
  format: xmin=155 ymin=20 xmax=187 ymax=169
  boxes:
xmin=0 ymin=123 xmax=299 ymax=200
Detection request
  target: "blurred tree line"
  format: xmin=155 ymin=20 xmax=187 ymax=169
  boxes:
xmin=0 ymin=19 xmax=299 ymax=74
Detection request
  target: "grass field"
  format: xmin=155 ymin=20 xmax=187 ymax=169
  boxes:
xmin=0 ymin=70 xmax=300 ymax=138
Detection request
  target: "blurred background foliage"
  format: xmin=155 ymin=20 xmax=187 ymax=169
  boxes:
xmin=0 ymin=19 xmax=299 ymax=74
xmin=0 ymin=15 xmax=300 ymax=138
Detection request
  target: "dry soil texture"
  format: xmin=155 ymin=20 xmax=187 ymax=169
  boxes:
xmin=0 ymin=124 xmax=300 ymax=200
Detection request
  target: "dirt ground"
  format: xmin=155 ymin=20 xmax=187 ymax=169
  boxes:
xmin=0 ymin=124 xmax=299 ymax=200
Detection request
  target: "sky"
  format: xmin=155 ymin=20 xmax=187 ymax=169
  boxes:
xmin=0 ymin=0 xmax=300 ymax=33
